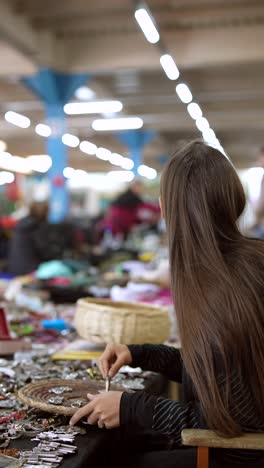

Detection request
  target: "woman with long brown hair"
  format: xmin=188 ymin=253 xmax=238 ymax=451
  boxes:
xmin=70 ymin=141 xmax=264 ymax=467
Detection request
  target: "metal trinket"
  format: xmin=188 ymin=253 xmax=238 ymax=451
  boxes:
xmin=0 ymin=400 xmax=16 ymax=408
xmin=70 ymin=399 xmax=84 ymax=408
xmin=64 ymin=372 xmax=78 ymax=380
xmin=121 ymin=378 xmax=145 ymax=390
xmin=48 ymin=396 xmax=64 ymax=405
xmin=48 ymin=386 xmax=72 ymax=395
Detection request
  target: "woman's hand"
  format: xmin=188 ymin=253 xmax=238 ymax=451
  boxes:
xmin=98 ymin=344 xmax=132 ymax=378
xmin=70 ymin=391 xmax=123 ymax=429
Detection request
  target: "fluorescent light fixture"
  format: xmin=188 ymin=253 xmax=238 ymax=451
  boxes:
xmin=96 ymin=147 xmax=111 ymax=161
xmin=135 ymin=8 xmax=160 ymax=44
xmin=68 ymin=171 xmax=89 ymax=188
xmin=209 ymin=138 xmax=220 ymax=147
xmin=75 ymin=86 xmax=96 ymax=101
xmin=92 ymin=117 xmax=143 ymax=131
xmin=176 ymin=83 xmax=193 ymax=104
xmin=12 ymin=156 xmax=32 ymax=174
xmin=62 ymin=133 xmax=80 ymax=148
xmin=0 ymin=171 xmax=15 ymax=185
xmin=5 ymin=111 xmax=31 ymax=128
xmin=63 ymin=167 xmax=76 ymax=179
xmin=147 ymin=169 xmax=157 ymax=180
xmin=68 ymin=169 xmax=90 ymax=187
xmin=218 ymin=147 xmax=227 ymax=156
xmin=202 ymin=128 xmax=216 ymax=143
xmin=138 ymin=164 xmax=157 ymax=180
xmin=27 ymin=155 xmax=52 ymax=173
xmin=64 ymin=101 xmax=123 ymax=115
xmin=109 ymin=153 xmax=125 ymax=166
xmin=187 ymin=103 xmax=202 ymax=120
xmin=35 ymin=124 xmax=52 ymax=137
xmin=0 ymin=155 xmax=31 ymax=174
xmin=0 ymin=151 xmax=12 ymax=162
xmin=195 ymin=117 xmax=210 ymax=132
xmin=107 ymin=171 xmax=135 ymax=182
xmin=120 ymin=158 xmax=134 ymax=170
xmin=80 ymin=141 xmax=97 ymax=155
xmin=0 ymin=140 xmax=7 ymax=152
xmin=74 ymin=169 xmax=89 ymax=178
xmin=160 ymin=54 xmax=180 ymax=80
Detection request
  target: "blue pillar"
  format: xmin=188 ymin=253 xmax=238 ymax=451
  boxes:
xmin=22 ymin=68 xmax=89 ymax=223
xmin=117 ymin=130 xmax=156 ymax=174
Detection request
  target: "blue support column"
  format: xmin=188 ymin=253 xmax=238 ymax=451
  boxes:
xmin=46 ymin=105 xmax=67 ymax=222
xmin=22 ymin=68 xmax=89 ymax=223
xmin=117 ymin=130 xmax=156 ymax=174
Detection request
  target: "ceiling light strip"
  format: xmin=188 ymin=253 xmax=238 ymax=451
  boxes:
xmin=134 ymin=2 xmax=226 ymax=156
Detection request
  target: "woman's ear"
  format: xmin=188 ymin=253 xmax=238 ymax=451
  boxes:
xmin=159 ymin=197 xmax=164 ymax=218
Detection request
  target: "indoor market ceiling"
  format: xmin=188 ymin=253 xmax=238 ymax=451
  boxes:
xmin=0 ymin=0 xmax=263 ymax=172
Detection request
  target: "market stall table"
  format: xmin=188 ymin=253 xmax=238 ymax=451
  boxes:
xmin=1 ymin=355 xmax=167 ymax=467
xmin=11 ymin=422 xmax=170 ymax=468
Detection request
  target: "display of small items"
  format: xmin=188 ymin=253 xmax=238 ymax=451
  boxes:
xmin=0 ymin=349 xmax=152 ymax=468
xmin=87 ymin=365 xmax=145 ymax=390
xmin=48 ymin=387 xmax=73 ymax=406
xmin=20 ymin=426 xmax=85 ymax=467
xmin=47 ymin=384 xmax=89 ymax=409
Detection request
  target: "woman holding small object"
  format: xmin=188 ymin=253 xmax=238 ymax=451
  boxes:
xmin=70 ymin=141 xmax=264 ymax=467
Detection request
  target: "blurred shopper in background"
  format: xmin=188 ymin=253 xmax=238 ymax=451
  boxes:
xmin=8 ymin=201 xmax=50 ymax=275
xmin=99 ymin=179 xmax=160 ymax=239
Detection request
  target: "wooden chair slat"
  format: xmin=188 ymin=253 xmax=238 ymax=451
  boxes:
xmin=182 ymin=429 xmax=264 ymax=450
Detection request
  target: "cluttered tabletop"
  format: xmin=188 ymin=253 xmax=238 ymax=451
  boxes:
xmin=0 ymin=246 xmax=174 ymax=467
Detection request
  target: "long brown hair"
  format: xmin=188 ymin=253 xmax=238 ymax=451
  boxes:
xmin=160 ymin=140 xmax=264 ymax=436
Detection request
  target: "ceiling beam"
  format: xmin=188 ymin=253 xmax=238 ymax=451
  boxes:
xmin=61 ymin=21 xmax=264 ymax=73
xmin=0 ymin=0 xmax=56 ymax=69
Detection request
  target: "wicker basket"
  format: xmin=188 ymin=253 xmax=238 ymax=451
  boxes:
xmin=18 ymin=379 xmax=121 ymax=416
xmin=75 ymin=298 xmax=170 ymax=345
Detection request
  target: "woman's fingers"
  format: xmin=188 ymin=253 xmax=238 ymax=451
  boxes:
xmin=87 ymin=411 xmax=100 ymax=425
xmin=98 ymin=358 xmax=110 ymax=379
xmin=98 ymin=345 xmax=114 ymax=378
xmin=70 ymin=391 xmax=122 ymax=429
xmin=98 ymin=344 xmax=131 ymax=378
xmin=97 ymin=419 xmax=105 ymax=429
xmin=108 ymin=355 xmax=124 ymax=378
xmin=69 ymin=401 xmax=94 ymax=426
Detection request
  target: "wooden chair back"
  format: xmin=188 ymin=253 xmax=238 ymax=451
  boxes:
xmin=182 ymin=429 xmax=264 ymax=468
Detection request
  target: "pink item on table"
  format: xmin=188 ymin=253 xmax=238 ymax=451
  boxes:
xmin=46 ymin=277 xmax=72 ymax=286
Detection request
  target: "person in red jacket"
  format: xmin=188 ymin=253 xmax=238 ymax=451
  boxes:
xmin=100 ymin=180 xmax=160 ymax=239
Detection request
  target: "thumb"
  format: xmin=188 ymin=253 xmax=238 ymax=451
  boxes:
xmin=87 ymin=393 xmax=97 ymax=400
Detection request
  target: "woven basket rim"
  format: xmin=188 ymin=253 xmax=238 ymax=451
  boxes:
xmin=77 ymin=297 xmax=168 ymax=312
xmin=17 ymin=379 xmax=103 ymax=416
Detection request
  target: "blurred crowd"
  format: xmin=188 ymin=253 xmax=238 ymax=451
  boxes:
xmin=0 ymin=180 xmax=161 ymax=276
xmin=1 ymin=148 xmax=264 ymax=278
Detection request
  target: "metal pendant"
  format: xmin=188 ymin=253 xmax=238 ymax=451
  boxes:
xmin=48 ymin=386 xmax=72 ymax=395
xmin=48 ymin=396 xmax=64 ymax=405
